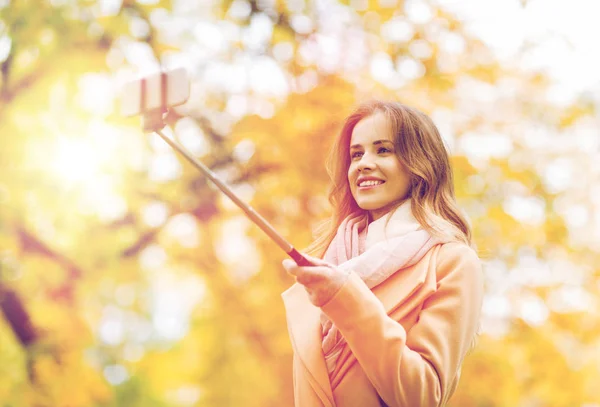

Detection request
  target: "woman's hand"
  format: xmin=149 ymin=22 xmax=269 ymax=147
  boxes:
xmin=282 ymin=254 xmax=350 ymax=307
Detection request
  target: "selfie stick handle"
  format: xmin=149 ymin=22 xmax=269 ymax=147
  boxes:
xmin=154 ymin=128 xmax=312 ymax=267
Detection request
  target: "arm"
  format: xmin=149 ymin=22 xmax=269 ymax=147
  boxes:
xmin=320 ymin=242 xmax=484 ymax=407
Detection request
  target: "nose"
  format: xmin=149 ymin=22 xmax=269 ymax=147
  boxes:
xmin=357 ymin=152 xmax=375 ymax=172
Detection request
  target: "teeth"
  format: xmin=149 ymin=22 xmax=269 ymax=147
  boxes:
xmin=359 ymin=180 xmax=383 ymax=187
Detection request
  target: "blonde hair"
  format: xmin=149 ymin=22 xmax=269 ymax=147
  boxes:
xmin=306 ymin=100 xmax=472 ymax=257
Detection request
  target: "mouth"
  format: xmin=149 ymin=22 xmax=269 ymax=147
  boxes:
xmin=357 ymin=180 xmax=385 ymax=190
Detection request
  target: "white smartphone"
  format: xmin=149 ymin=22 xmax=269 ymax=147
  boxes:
xmin=120 ymin=67 xmax=190 ymax=117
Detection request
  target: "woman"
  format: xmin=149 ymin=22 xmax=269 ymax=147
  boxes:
xmin=281 ymin=101 xmax=484 ymax=407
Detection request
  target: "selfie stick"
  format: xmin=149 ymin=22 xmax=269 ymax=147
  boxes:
xmin=136 ymin=72 xmax=312 ymax=267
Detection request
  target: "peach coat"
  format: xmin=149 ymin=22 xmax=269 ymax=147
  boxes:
xmin=282 ymin=242 xmax=483 ymax=406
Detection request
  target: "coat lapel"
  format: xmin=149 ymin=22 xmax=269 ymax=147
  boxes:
xmin=282 ymin=283 xmax=335 ymax=406
xmin=373 ymin=244 xmax=439 ymax=316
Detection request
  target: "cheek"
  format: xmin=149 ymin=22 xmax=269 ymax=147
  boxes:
xmin=400 ymin=170 xmax=412 ymax=191
xmin=389 ymin=163 xmax=411 ymax=189
xmin=347 ymin=166 xmax=358 ymax=192
xmin=347 ymin=164 xmax=356 ymax=180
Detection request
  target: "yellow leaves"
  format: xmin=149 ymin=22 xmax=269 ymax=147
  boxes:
xmin=17 ymin=296 xmax=112 ymax=406
xmin=465 ymin=63 xmax=502 ymax=84
xmin=544 ymin=212 xmax=568 ymax=246
xmin=28 ymin=299 xmax=88 ymax=349
xmin=558 ymin=102 xmax=595 ymax=128
xmin=340 ymin=0 xmax=398 ymax=25
xmin=4 ymin=48 xmax=106 ymax=125
xmin=137 ymin=349 xmax=192 ymax=394
xmin=450 ymin=155 xmax=477 ymax=195
xmin=17 ymin=257 xmax=64 ymax=291
xmin=272 ymin=24 xmax=296 ymax=45
xmin=453 ymin=326 xmax=600 ymax=407
xmin=450 ymin=339 xmax=521 ymax=407
xmin=232 ymin=77 xmax=355 ymax=177
xmin=29 ymin=351 xmax=112 ymax=407
xmin=1 ymin=0 xmax=600 ymax=406
xmin=0 ymin=316 xmax=31 ymax=404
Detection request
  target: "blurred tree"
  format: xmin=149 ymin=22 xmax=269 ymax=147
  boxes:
xmin=1 ymin=0 xmax=599 ymax=406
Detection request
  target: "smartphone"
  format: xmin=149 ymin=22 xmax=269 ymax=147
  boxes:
xmin=120 ymin=67 xmax=190 ymax=117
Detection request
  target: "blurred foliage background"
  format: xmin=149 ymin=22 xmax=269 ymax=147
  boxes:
xmin=1 ymin=0 xmax=599 ymax=406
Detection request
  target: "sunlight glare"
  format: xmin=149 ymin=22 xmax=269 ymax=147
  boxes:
xmin=78 ymin=73 xmax=115 ymax=116
xmin=52 ymin=138 xmax=101 ymax=185
xmin=46 ymin=121 xmax=129 ymax=222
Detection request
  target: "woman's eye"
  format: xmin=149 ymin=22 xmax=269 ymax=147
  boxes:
xmin=378 ymin=147 xmax=391 ymax=154
xmin=351 ymin=151 xmax=363 ymax=159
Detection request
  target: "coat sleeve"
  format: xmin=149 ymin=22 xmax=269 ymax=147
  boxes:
xmin=320 ymin=242 xmax=484 ymax=407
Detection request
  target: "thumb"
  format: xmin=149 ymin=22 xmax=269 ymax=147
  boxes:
xmin=281 ymin=258 xmax=297 ymax=271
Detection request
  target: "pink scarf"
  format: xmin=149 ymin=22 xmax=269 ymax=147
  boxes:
xmin=320 ymin=203 xmax=445 ymax=375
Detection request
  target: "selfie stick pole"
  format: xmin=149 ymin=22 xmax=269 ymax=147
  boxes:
xmin=153 ymin=128 xmax=311 ymax=266
xmin=139 ymin=75 xmax=312 ymax=267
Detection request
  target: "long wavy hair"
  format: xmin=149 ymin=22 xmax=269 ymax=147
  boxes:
xmin=306 ymin=100 xmax=472 ymax=258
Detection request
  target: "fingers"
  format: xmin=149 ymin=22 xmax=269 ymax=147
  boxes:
xmin=295 ymin=269 xmax=329 ymax=286
xmin=281 ymin=258 xmax=298 ymax=274
xmin=282 ymin=258 xmax=330 ymax=285
xmin=282 ymin=255 xmax=328 ymax=274
xmin=281 ymin=254 xmax=348 ymax=306
xmin=300 ymin=254 xmax=333 ymax=267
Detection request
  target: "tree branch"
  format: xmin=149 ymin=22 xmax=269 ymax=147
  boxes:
xmin=0 ymin=282 xmax=38 ymax=347
xmin=121 ymin=228 xmax=160 ymax=258
xmin=15 ymin=225 xmax=83 ymax=303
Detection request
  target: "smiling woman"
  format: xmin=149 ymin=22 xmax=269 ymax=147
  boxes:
xmin=281 ymin=100 xmax=483 ymax=407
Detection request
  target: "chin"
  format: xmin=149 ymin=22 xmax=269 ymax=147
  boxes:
xmin=356 ymin=200 xmax=386 ymax=211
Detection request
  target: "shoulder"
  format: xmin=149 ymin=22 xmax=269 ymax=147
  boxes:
xmin=434 ymin=241 xmax=482 ymax=282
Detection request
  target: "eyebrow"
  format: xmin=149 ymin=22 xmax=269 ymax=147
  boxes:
xmin=350 ymin=140 xmax=394 ymax=149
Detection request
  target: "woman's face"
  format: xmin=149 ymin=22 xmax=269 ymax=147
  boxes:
xmin=347 ymin=112 xmax=411 ymax=221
